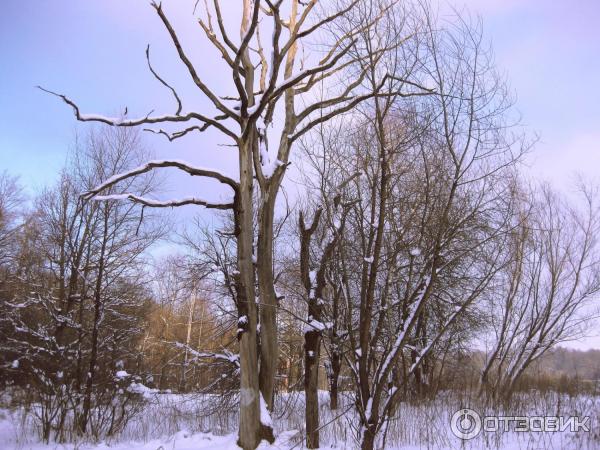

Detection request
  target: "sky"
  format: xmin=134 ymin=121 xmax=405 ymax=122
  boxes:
xmin=1 ymin=1 xmax=599 ymax=347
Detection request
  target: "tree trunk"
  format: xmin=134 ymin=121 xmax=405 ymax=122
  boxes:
xmin=236 ymin=139 xmax=263 ymax=450
xmin=78 ymin=301 xmax=100 ymax=434
xmin=361 ymin=425 xmax=377 ymax=450
xmin=329 ymin=350 xmax=340 ymax=410
xmin=180 ymin=296 xmax=196 ymax=392
xmin=305 ymin=329 xmax=321 ymax=448
xmin=257 ymin=187 xmax=278 ymax=412
xmin=78 ymin=211 xmax=108 ymax=435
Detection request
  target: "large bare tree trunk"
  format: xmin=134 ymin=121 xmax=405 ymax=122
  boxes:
xmin=236 ymin=140 xmax=262 ymax=450
xmin=257 ymin=188 xmax=278 ymax=412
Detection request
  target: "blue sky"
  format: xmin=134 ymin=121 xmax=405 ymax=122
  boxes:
xmin=2 ymin=0 xmax=599 ymax=189
xmin=461 ymin=0 xmax=600 ymax=185
xmin=1 ymin=1 xmax=599 ymax=346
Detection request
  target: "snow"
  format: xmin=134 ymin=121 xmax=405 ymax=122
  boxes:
xmin=127 ymin=382 xmax=159 ymax=399
xmin=247 ymin=104 xmax=260 ymax=115
xmin=259 ymin=393 xmax=272 ymax=428
xmin=258 ymin=139 xmax=280 ymax=179
xmin=0 ymin=427 xmax=300 ymax=450
xmin=303 ymin=319 xmax=327 ymax=334
xmin=365 ymin=397 xmax=373 ymax=421
xmin=115 ymin=370 xmax=130 ymax=379
xmin=410 ymin=248 xmax=421 ymax=256
xmin=92 ymin=193 xmax=234 ymax=208
xmin=0 ymin=391 xmax=598 ymax=450
xmin=376 ymin=274 xmax=432 ymax=386
xmin=364 ymin=256 xmax=374 ymax=263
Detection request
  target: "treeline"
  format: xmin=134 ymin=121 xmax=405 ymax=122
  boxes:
xmin=535 ymin=347 xmax=600 ymax=381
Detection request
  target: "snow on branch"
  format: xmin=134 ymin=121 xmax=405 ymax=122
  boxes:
xmin=172 ymin=341 xmax=240 ymax=369
xmin=37 ymin=86 xmax=239 ymax=140
xmin=374 ymin=274 xmax=433 ymax=387
xmin=92 ymin=193 xmax=234 ymax=210
xmin=82 ymin=159 xmax=238 ymax=202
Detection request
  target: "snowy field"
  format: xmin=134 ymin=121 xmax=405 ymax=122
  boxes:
xmin=1 ymin=390 xmax=599 ymax=450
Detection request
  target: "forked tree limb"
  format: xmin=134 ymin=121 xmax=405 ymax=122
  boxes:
xmin=37 ymin=86 xmax=239 ymax=140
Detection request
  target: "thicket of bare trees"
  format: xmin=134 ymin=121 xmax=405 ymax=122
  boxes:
xmin=0 ymin=128 xmax=164 ymax=441
xmin=479 ymin=183 xmax=600 ymax=401
xmin=2 ymin=1 xmax=599 ymax=450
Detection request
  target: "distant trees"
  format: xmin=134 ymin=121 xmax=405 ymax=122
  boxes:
xmin=0 ymin=172 xmax=24 ymax=274
xmin=480 ymin=183 xmax=600 ymax=400
xmin=140 ymin=254 xmax=239 ymax=394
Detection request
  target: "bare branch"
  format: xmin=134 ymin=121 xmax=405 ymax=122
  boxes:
xmin=93 ymin=193 xmax=234 ymax=210
xmin=145 ymin=44 xmax=182 ymax=115
xmin=82 ymin=159 xmax=239 ymax=201
xmin=37 ymin=86 xmax=239 ymax=140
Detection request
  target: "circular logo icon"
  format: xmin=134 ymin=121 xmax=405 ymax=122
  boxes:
xmin=451 ymin=408 xmax=482 ymax=440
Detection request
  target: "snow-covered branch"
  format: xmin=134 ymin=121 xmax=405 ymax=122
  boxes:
xmin=92 ymin=193 xmax=234 ymax=210
xmin=82 ymin=159 xmax=238 ymax=202
xmin=37 ymin=87 xmax=238 ymax=140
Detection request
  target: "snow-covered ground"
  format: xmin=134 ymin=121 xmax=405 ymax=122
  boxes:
xmin=1 ymin=390 xmax=598 ymax=449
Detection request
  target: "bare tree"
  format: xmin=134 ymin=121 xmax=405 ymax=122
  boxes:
xmin=298 ymin=185 xmax=354 ymax=447
xmin=298 ymin=7 xmax=526 ymax=448
xmin=0 ymin=172 xmax=24 ymax=271
xmin=41 ymin=1 xmax=427 ymax=446
xmin=480 ymin=182 xmax=600 ymax=400
xmin=0 ymin=127 xmax=163 ymax=441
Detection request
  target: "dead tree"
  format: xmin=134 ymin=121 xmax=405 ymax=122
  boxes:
xmin=42 ymin=1 xmax=424 ymax=447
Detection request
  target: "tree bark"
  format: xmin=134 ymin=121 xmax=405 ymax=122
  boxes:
xmin=257 ymin=187 xmax=278 ymax=412
xmin=305 ymin=321 xmax=322 ymax=448
xmin=329 ymin=350 xmax=341 ymax=410
xmin=361 ymin=425 xmax=377 ymax=450
xmin=235 ymin=139 xmax=262 ymax=450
